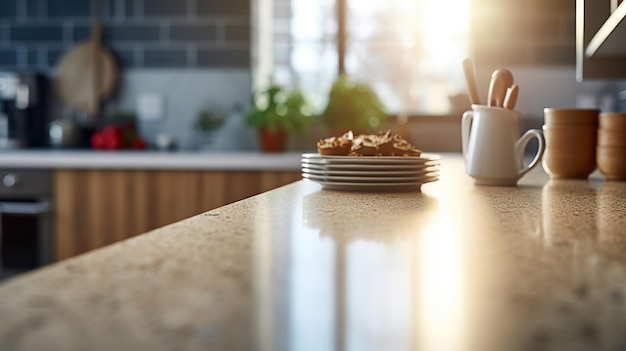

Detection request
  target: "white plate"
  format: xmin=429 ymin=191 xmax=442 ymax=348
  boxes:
xmin=302 ymin=172 xmax=439 ymax=183
xmin=303 ymin=177 xmax=439 ymax=192
xmin=301 ymin=167 xmax=439 ymax=176
xmin=301 ymin=158 xmax=439 ymax=166
xmin=301 ymin=153 xmax=441 ymax=165
xmin=302 ymin=152 xmax=441 ymax=161
xmin=302 ymin=162 xmax=440 ymax=171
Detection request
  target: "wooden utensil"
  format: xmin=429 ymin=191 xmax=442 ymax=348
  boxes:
xmin=491 ymin=69 xmax=514 ymax=90
xmin=462 ymin=58 xmax=481 ymax=105
xmin=488 ymin=69 xmax=514 ymax=107
xmin=487 ymin=74 xmax=506 ymax=107
xmin=503 ymin=84 xmax=519 ymax=110
xmin=56 ymin=0 xmax=117 ymax=121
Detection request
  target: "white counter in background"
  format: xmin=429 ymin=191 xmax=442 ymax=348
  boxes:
xmin=0 ymin=150 xmax=305 ymax=170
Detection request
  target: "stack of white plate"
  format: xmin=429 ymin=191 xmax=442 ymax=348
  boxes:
xmin=301 ymin=153 xmax=441 ymax=191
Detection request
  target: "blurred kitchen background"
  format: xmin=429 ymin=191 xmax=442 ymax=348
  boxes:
xmin=0 ymin=0 xmax=625 ymax=151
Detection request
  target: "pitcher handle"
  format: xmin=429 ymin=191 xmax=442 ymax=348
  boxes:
xmin=515 ymin=129 xmax=545 ymax=178
xmin=461 ymin=110 xmax=474 ymax=161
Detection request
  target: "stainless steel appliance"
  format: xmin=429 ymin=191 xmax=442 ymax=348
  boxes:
xmin=0 ymin=72 xmax=49 ymax=148
xmin=48 ymin=118 xmax=81 ymax=148
xmin=0 ymin=169 xmax=52 ymax=281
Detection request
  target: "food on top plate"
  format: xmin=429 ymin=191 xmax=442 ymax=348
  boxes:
xmin=317 ymin=130 xmax=421 ymax=156
xmin=316 ymin=131 xmax=355 ymax=155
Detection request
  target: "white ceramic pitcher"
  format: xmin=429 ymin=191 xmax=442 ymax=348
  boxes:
xmin=462 ymin=105 xmax=545 ymax=186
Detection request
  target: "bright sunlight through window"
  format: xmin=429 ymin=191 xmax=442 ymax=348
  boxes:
xmin=272 ymin=0 xmax=470 ymax=114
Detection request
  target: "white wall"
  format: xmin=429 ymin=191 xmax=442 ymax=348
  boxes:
xmin=112 ymin=69 xmax=257 ymax=151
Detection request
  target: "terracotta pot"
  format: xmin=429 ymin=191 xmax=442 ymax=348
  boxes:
xmin=258 ymin=127 xmax=288 ymax=153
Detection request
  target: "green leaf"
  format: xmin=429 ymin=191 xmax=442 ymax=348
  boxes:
xmin=321 ymin=74 xmax=387 ymax=133
xmin=245 ymin=82 xmax=318 ymax=133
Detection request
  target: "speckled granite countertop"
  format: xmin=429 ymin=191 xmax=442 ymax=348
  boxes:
xmin=1 ymin=154 xmax=625 ymax=351
xmin=0 ymin=150 xmax=302 ymax=170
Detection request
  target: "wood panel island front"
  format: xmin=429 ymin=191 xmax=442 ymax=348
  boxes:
xmin=0 ymin=151 xmax=302 ymax=260
xmin=1 ymin=154 xmax=626 ymax=351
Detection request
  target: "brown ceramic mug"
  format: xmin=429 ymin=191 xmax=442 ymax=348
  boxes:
xmin=599 ymin=112 xmax=626 ymax=130
xmin=542 ymin=108 xmax=599 ymax=179
xmin=543 ymin=125 xmax=598 ymax=143
xmin=542 ymin=143 xmax=597 ymax=178
xmin=597 ymin=146 xmax=626 ymax=180
xmin=542 ymin=126 xmax=597 ymax=179
xmin=597 ymin=129 xmax=626 ymax=146
xmin=544 ymin=108 xmax=600 ymax=127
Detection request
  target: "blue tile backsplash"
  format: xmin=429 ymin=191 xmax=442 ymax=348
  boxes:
xmin=0 ymin=50 xmax=15 ymax=65
xmin=0 ymin=0 xmax=251 ymax=70
xmin=47 ymin=0 xmax=91 ymax=18
xmin=170 ymin=24 xmax=218 ymax=42
xmin=144 ymin=0 xmax=189 ymax=17
xmin=0 ymin=2 xmax=17 ymax=18
xmin=143 ymin=49 xmax=188 ymax=67
xmin=10 ymin=25 xmax=64 ymax=43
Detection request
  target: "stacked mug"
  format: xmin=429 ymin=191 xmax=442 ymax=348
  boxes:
xmin=542 ymin=108 xmax=599 ymax=179
xmin=597 ymin=113 xmax=626 ymax=180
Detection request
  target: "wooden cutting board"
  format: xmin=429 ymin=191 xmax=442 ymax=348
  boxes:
xmin=56 ymin=0 xmax=118 ymax=120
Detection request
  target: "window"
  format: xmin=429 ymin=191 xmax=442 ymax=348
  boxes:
xmin=263 ymin=0 xmax=470 ymax=115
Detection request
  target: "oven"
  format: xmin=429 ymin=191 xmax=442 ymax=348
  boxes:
xmin=0 ymin=169 xmax=52 ymax=281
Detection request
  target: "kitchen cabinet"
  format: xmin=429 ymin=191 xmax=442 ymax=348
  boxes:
xmin=576 ymin=0 xmax=626 ymax=80
xmin=53 ymin=169 xmax=301 ymax=260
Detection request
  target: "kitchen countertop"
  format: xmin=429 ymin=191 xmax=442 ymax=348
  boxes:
xmin=1 ymin=154 xmax=626 ymax=351
xmin=0 ymin=150 xmax=304 ymax=170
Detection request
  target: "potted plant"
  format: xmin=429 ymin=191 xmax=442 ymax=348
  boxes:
xmin=193 ymin=109 xmax=227 ymax=150
xmin=245 ymin=82 xmax=314 ymax=152
xmin=321 ymin=74 xmax=387 ymax=136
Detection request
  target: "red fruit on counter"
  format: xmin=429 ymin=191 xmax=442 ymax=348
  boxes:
xmin=99 ymin=125 xmax=124 ymax=150
xmin=101 ymin=125 xmax=122 ymax=139
xmin=91 ymin=123 xmax=146 ymax=150
xmin=103 ymin=135 xmax=123 ymax=150
xmin=132 ymin=137 xmax=147 ymax=150
xmin=91 ymin=132 xmax=104 ymax=149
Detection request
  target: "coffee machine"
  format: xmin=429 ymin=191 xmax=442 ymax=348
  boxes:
xmin=0 ymin=72 xmax=49 ymax=148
